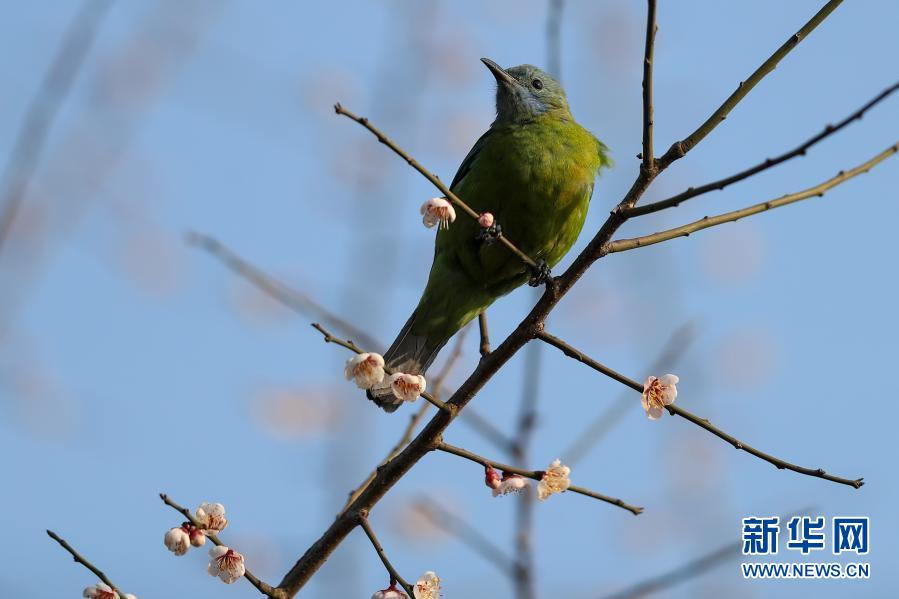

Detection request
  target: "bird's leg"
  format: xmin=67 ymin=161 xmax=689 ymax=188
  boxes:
xmin=528 ymin=259 xmax=552 ymax=287
xmin=476 ymin=223 xmax=503 ymax=244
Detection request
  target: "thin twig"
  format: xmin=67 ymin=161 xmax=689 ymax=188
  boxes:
xmin=311 ymin=322 xmax=450 ymax=412
xmin=412 ymin=498 xmax=517 ymax=576
xmin=334 ymin=103 xmax=539 ymax=270
xmin=656 ymin=0 xmax=845 ymax=168
xmin=625 ymin=80 xmax=899 ymax=217
xmin=159 ymin=493 xmax=282 ymax=598
xmin=46 ymin=530 xmax=122 ymax=593
xmin=535 ymin=330 xmax=864 ymax=488
xmin=358 ymin=516 xmax=413 ymax=596
xmin=478 ymin=311 xmax=491 ymax=357
xmin=0 ymin=0 xmax=113 ymax=257
xmin=641 ymin=0 xmax=658 ymax=170
xmin=187 ymin=232 xmax=381 ymax=351
xmin=435 ymin=441 xmax=643 ymax=515
xmin=610 ymin=143 xmax=898 ymax=253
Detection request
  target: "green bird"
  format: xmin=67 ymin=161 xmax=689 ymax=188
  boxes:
xmin=368 ymin=58 xmax=610 ymax=411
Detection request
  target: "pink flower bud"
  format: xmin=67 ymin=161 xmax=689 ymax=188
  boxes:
xmin=189 ymin=527 xmax=206 ymax=547
xmin=484 ymin=464 xmax=501 ymax=489
xmin=478 ymin=212 xmax=495 ymax=228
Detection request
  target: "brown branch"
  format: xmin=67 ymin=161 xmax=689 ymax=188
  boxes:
xmin=656 ymin=0 xmax=845 ymax=169
xmin=311 ymin=322 xmax=450 ymax=412
xmin=187 ymin=232 xmax=382 ymax=351
xmin=275 ymin=5 xmax=844 ymax=593
xmin=535 ymin=330 xmax=864 ymax=488
xmin=334 ymin=103 xmax=540 ymax=271
xmin=358 ymin=515 xmax=413 ymax=596
xmin=641 ymin=0 xmax=658 ymax=169
xmin=436 ymin=441 xmax=643 ymax=515
xmin=610 ymin=143 xmax=898 ymax=253
xmin=0 ymin=0 xmax=113 ymax=257
xmin=478 ymin=311 xmax=491 ymax=357
xmin=46 ymin=530 xmax=123 ymax=594
xmin=625 ymin=80 xmax=899 ymax=217
xmin=159 ymin=493 xmax=281 ymax=598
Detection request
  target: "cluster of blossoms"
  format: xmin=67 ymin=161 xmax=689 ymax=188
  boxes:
xmin=82 ymin=583 xmax=136 ymax=599
xmin=484 ymin=465 xmax=529 ymax=497
xmin=537 ymin=459 xmax=571 ymax=501
xmin=163 ymin=502 xmax=244 ymax=585
xmin=371 ymin=571 xmax=441 ymax=599
xmin=640 ymin=374 xmax=679 ymax=420
xmin=345 ymin=353 xmax=427 ymax=403
xmin=420 ymin=198 xmax=456 ymax=229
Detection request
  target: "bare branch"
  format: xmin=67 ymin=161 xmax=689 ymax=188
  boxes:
xmin=0 ymin=0 xmax=113 ymax=256
xmin=436 ymin=441 xmax=643 ymax=515
xmin=609 ymin=143 xmax=898 ymax=253
xmin=626 ymin=80 xmax=899 ymax=217
xmin=641 ymin=0 xmax=658 ymax=169
xmin=478 ymin=311 xmax=491 ymax=357
xmin=535 ymin=330 xmax=864 ymax=488
xmin=358 ymin=516 xmax=413 ymax=596
xmin=159 ymin=493 xmax=281 ymax=598
xmin=46 ymin=530 xmax=123 ymax=594
xmin=656 ymin=0 xmax=845 ymax=168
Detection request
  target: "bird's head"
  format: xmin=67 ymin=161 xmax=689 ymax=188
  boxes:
xmin=481 ymin=58 xmax=569 ymax=124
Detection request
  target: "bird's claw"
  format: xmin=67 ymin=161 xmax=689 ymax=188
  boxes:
xmin=528 ymin=259 xmax=552 ymax=287
xmin=476 ymin=223 xmax=503 ymax=244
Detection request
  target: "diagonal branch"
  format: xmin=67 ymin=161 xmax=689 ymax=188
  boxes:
xmin=656 ymin=0 xmax=844 ymax=168
xmin=47 ymin=530 xmax=123 ymax=594
xmin=609 ymin=143 xmax=898 ymax=253
xmin=535 ymin=330 xmax=864 ymax=488
xmin=436 ymin=441 xmax=643 ymax=515
xmin=159 ymin=493 xmax=281 ymax=598
xmin=625 ymin=80 xmax=899 ymax=217
xmin=358 ymin=515 xmax=413 ymax=596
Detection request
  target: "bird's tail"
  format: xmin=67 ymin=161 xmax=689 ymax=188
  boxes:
xmin=367 ymin=310 xmax=446 ymax=413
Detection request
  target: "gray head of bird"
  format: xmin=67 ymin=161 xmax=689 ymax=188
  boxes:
xmin=481 ymin=58 xmax=569 ymax=124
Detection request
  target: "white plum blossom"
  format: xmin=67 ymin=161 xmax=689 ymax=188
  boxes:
xmin=371 ymin=585 xmax=409 ymax=599
xmin=388 ymin=373 xmax=426 ymax=403
xmin=420 ymin=198 xmax=456 ymax=229
xmin=413 ymin=571 xmax=441 ymax=599
xmin=345 ymin=352 xmax=386 ymax=389
xmin=195 ymin=502 xmax=228 ymax=534
xmin=164 ymin=526 xmax=190 ymax=556
xmin=641 ymin=374 xmax=679 ymax=420
xmin=478 ymin=212 xmax=495 ymax=228
xmin=493 ymin=472 xmax=529 ymax=497
xmin=82 ymin=583 xmax=118 ymax=599
xmin=537 ymin=459 xmax=571 ymax=501
xmin=207 ymin=546 xmax=246 ymax=584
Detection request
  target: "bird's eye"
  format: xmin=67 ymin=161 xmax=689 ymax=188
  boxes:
xmin=532 ymin=79 xmax=544 ymax=90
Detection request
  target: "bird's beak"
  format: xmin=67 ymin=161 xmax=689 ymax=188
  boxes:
xmin=481 ymin=58 xmax=517 ymax=87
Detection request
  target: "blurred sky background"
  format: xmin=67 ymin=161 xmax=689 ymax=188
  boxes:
xmin=1 ymin=1 xmax=897 ymax=597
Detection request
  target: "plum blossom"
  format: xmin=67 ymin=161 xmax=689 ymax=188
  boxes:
xmin=207 ymin=546 xmax=246 ymax=584
xmin=413 ymin=571 xmax=441 ymax=599
xmin=345 ymin=352 xmax=386 ymax=389
xmin=82 ymin=584 xmax=119 ymax=599
xmin=537 ymin=459 xmax=571 ymax=501
xmin=164 ymin=526 xmax=190 ymax=556
xmin=195 ymin=502 xmax=228 ymax=534
xmin=371 ymin=584 xmax=409 ymax=599
xmin=484 ymin=464 xmax=501 ymax=490
xmin=478 ymin=212 xmax=495 ymax=228
xmin=641 ymin=374 xmax=679 ymax=420
xmin=189 ymin=527 xmax=206 ymax=547
xmin=420 ymin=198 xmax=456 ymax=229
xmin=493 ymin=472 xmax=529 ymax=497
xmin=388 ymin=373 xmax=426 ymax=403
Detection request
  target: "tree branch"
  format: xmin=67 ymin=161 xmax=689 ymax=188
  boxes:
xmin=609 ymin=143 xmax=898 ymax=253
xmin=435 ymin=441 xmax=643 ymax=515
xmin=625 ymin=80 xmax=899 ymax=217
xmin=159 ymin=493 xmax=282 ymax=598
xmin=478 ymin=311 xmax=491 ymax=357
xmin=656 ymin=0 xmax=845 ymax=168
xmin=358 ymin=515 xmax=413 ymax=596
xmin=641 ymin=0 xmax=658 ymax=170
xmin=535 ymin=330 xmax=864 ymax=488
xmin=46 ymin=530 xmax=123 ymax=594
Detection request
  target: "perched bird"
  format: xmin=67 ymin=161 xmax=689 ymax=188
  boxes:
xmin=368 ymin=58 xmax=610 ymax=411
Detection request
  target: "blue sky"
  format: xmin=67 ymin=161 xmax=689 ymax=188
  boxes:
xmin=1 ymin=1 xmax=897 ymax=597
